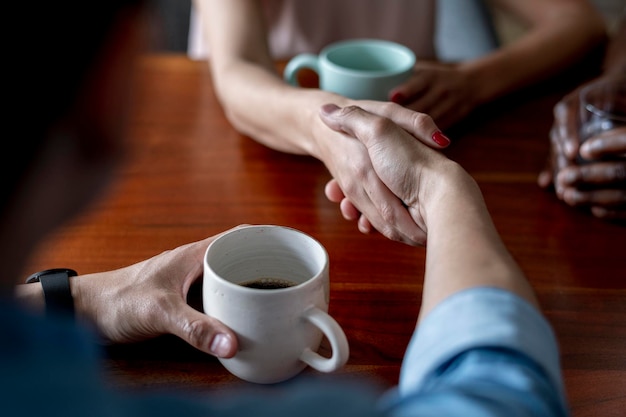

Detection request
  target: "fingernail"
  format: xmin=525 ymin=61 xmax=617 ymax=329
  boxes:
xmin=321 ymin=103 xmax=340 ymax=115
xmin=579 ymin=141 xmax=595 ymax=156
xmin=390 ymin=92 xmax=406 ymax=104
xmin=210 ymin=333 xmax=232 ymax=358
xmin=564 ymin=141 xmax=577 ymax=158
xmin=432 ymin=130 xmax=451 ymax=147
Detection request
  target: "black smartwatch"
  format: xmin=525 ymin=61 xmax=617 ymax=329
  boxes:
xmin=25 ymin=268 xmax=78 ymax=317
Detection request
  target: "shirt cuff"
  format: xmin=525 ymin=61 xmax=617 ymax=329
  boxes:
xmin=398 ymin=287 xmax=564 ymax=398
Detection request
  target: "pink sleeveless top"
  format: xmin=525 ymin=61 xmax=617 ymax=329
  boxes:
xmin=189 ymin=0 xmax=437 ymax=60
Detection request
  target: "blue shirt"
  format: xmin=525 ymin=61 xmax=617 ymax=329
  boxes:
xmin=1 ymin=288 xmax=568 ymax=416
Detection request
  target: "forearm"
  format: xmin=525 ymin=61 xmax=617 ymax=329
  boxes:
xmin=418 ymin=163 xmax=537 ymax=319
xmin=14 ymin=275 xmax=98 ymax=320
xmin=210 ymin=60 xmax=349 ymax=159
xmin=197 ymin=0 xmax=350 ymax=159
xmin=461 ymin=2 xmax=606 ymax=105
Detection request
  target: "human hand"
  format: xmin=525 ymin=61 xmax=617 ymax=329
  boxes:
xmin=538 ymin=79 xmax=626 ymax=220
xmin=316 ymin=100 xmax=449 ymax=245
xmin=319 ymin=103 xmax=455 ymax=245
xmin=537 ymin=88 xmax=580 ymax=190
xmin=554 ymin=128 xmax=626 ymax=219
xmin=388 ymin=62 xmax=478 ymax=130
xmin=72 ymin=230 xmax=240 ymax=358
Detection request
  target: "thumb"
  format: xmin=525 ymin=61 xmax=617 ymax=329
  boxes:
xmin=168 ymin=304 xmax=238 ymax=358
xmin=320 ymin=103 xmax=450 ymax=149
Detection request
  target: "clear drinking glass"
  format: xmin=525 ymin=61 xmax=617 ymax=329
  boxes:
xmin=578 ymin=77 xmax=626 ymax=161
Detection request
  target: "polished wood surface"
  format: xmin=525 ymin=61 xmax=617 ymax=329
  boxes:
xmin=25 ymin=55 xmax=625 ymax=415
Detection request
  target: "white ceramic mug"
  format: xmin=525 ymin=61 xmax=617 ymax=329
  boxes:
xmin=203 ymin=225 xmax=349 ymax=384
xmin=283 ymin=38 xmax=415 ymax=100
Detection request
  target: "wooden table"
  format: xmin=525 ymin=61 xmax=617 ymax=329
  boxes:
xmin=24 ymin=54 xmax=625 ymax=416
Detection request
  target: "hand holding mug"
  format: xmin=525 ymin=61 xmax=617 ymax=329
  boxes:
xmin=53 ymin=234 xmax=239 ymax=358
xmin=203 ymin=225 xmax=349 ymax=384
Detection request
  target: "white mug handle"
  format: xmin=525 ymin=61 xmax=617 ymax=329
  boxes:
xmin=299 ymin=307 xmax=349 ymax=372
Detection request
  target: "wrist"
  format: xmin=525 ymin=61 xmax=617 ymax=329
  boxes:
xmin=14 ymin=282 xmax=45 ymax=313
xmin=307 ymin=90 xmax=352 ymax=160
xmin=419 ymin=161 xmax=486 ymax=230
xmin=18 ymin=268 xmax=78 ymax=317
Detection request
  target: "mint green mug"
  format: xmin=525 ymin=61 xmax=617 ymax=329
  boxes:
xmin=283 ymin=39 xmax=415 ymax=101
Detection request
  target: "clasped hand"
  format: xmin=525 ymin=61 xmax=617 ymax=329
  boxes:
xmin=319 ymin=102 xmax=454 ymax=246
xmin=538 ymin=79 xmax=626 ymax=220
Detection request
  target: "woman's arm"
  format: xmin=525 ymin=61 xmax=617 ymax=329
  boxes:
xmin=387 ymin=0 xmax=606 ymax=130
xmin=320 ymin=104 xmax=566 ymax=415
xmin=193 ymin=0 xmax=450 ymax=246
xmin=194 ymin=0 xmax=345 ymax=156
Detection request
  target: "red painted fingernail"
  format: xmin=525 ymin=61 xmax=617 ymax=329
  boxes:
xmin=432 ymin=130 xmax=451 ymax=147
xmin=390 ymin=92 xmax=406 ymax=104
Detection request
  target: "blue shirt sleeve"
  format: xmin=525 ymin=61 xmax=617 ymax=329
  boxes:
xmin=2 ymin=287 xmax=569 ymax=417
xmin=379 ymin=287 xmax=569 ymax=417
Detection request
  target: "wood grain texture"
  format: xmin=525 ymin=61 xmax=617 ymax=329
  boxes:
xmin=24 ymin=54 xmax=626 ymax=415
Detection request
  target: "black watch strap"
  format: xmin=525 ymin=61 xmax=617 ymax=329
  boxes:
xmin=25 ymin=268 xmax=78 ymax=317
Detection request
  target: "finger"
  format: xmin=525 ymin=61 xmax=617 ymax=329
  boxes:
xmin=328 ymin=178 xmax=416 ymax=240
xmin=338 ymin=160 xmax=425 ymax=244
xmin=325 ymin=180 xmax=362 ymax=220
xmin=324 ymin=179 xmax=344 ymax=203
xmin=389 ymin=73 xmax=429 ymax=105
xmin=362 ymin=197 xmax=425 ymax=244
xmin=591 ymin=205 xmax=626 ymax=220
xmin=167 ymin=304 xmax=238 ymax=358
xmin=339 ymin=198 xmax=360 ymax=221
xmin=185 ymin=226 xmax=249 ymax=258
xmin=539 ymin=128 xmax=565 ymax=190
xmin=537 ymin=171 xmax=551 ymax=188
xmin=388 ymin=76 xmax=460 ymax=132
xmin=552 ymin=94 xmax=581 ymax=160
xmin=357 ymin=214 xmax=375 ymax=235
xmin=340 ymin=102 xmax=450 ymax=148
xmin=401 ymin=84 xmax=443 ymax=116
xmin=580 ymin=127 xmax=626 ymax=159
xmin=558 ymin=162 xmax=626 ymax=186
xmin=321 ymin=103 xmax=446 ymax=149
xmin=318 ymin=103 xmax=429 ymax=244
xmin=562 ymin=187 xmax=626 ymax=207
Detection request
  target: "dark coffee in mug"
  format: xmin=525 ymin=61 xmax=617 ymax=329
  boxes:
xmin=239 ymin=277 xmax=297 ymax=290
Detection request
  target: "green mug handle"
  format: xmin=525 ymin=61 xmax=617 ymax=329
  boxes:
xmin=284 ymin=53 xmax=320 ymax=86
